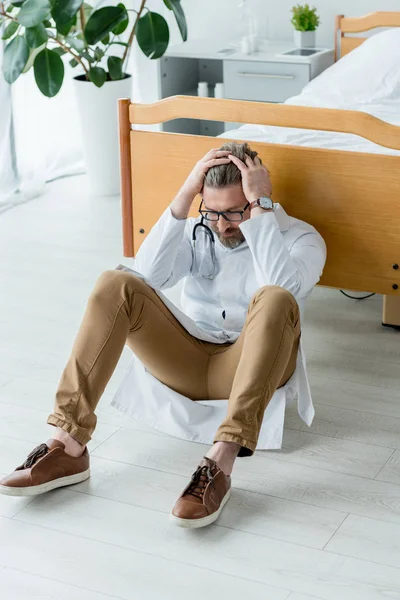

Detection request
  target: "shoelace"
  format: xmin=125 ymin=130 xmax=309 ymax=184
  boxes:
xmin=16 ymin=443 xmax=49 ymax=470
xmin=186 ymin=463 xmax=216 ymax=500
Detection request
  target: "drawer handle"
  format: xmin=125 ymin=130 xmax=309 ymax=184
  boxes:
xmin=237 ymin=72 xmax=295 ymax=80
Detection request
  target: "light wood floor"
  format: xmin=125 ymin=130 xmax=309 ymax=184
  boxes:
xmin=1 ymin=174 xmax=400 ymax=600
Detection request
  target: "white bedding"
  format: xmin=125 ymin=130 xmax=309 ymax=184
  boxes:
xmin=219 ymin=28 xmax=400 ymax=156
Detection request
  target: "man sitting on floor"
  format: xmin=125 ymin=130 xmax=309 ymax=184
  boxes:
xmin=0 ymin=142 xmax=326 ymax=529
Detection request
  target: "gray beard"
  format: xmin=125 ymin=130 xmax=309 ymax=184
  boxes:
xmin=212 ymin=229 xmax=245 ymax=249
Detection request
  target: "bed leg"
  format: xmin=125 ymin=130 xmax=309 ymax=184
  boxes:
xmin=382 ymin=296 xmax=400 ymax=331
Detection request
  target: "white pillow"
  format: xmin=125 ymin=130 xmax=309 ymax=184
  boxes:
xmin=288 ymin=28 xmax=400 ymax=106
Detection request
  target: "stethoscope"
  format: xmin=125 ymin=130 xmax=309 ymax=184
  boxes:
xmin=191 ymin=216 xmax=218 ymax=279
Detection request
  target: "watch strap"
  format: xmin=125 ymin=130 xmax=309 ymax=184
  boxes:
xmin=249 ymin=198 xmax=273 ymax=211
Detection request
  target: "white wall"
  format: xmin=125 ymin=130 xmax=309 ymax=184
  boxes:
xmin=174 ymin=0 xmax=400 ymax=48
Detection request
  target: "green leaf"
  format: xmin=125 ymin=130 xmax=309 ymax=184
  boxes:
xmin=163 ymin=0 xmax=187 ymax=41
xmin=89 ymin=65 xmax=106 ymax=87
xmin=51 ymin=46 xmax=66 ymax=56
xmin=69 ymin=57 xmax=78 ymax=67
xmin=2 ymin=20 xmax=19 ymax=40
xmin=57 ymin=14 xmax=76 ymax=36
xmin=51 ymin=0 xmax=82 ymax=27
xmin=107 ymin=55 xmax=123 ymax=80
xmin=136 ymin=11 xmax=169 ymax=60
xmin=25 ymin=23 xmax=48 ymax=47
xmin=94 ymin=46 xmax=104 ymax=60
xmin=17 ymin=0 xmax=51 ymax=28
xmin=101 ymin=33 xmax=109 ymax=44
xmin=84 ymin=6 xmax=126 ymax=45
xmin=65 ymin=34 xmax=84 ymax=51
xmin=81 ymin=50 xmax=94 ymax=62
xmin=22 ymin=40 xmax=46 ymax=72
xmin=2 ymin=34 xmax=29 ymax=83
xmin=111 ymin=3 xmax=128 ymax=35
xmin=11 ymin=0 xmax=26 ymax=6
xmin=43 ymin=18 xmax=52 ymax=26
xmin=34 ymin=47 xmax=64 ymax=97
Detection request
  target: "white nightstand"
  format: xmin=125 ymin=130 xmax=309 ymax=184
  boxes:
xmin=157 ymin=39 xmax=334 ymax=136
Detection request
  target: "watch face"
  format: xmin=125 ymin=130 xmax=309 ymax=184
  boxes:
xmin=259 ymin=196 xmax=273 ymax=209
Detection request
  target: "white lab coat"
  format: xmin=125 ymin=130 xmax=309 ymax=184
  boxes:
xmin=111 ymin=203 xmax=327 ymax=449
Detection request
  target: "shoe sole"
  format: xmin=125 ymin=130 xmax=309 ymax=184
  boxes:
xmin=0 ymin=469 xmax=91 ymax=497
xmin=169 ymin=486 xmax=232 ymax=529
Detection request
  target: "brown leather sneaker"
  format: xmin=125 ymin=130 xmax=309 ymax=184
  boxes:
xmin=170 ymin=456 xmax=231 ymax=528
xmin=0 ymin=439 xmax=90 ymax=497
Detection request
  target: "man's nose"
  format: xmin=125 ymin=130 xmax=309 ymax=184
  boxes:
xmin=217 ymin=217 xmax=231 ymax=232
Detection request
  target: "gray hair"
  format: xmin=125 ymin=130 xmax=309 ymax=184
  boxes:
xmin=203 ymin=141 xmax=262 ymax=188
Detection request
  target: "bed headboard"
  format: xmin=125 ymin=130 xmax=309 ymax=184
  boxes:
xmin=118 ymin=96 xmax=400 ymax=297
xmin=335 ymin=11 xmax=400 ymax=61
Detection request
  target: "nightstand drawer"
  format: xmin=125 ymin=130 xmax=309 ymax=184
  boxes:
xmin=223 ymin=60 xmax=310 ymax=102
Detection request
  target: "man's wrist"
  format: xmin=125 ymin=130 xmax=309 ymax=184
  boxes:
xmin=170 ymin=189 xmax=194 ymax=219
xmin=248 ymin=195 xmax=274 ymax=216
xmin=247 ymin=194 xmax=260 ymax=204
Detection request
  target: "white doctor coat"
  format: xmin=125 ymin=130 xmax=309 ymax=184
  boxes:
xmin=111 ymin=203 xmax=327 ymax=449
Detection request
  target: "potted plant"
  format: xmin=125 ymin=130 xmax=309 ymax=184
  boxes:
xmin=0 ymin=0 xmax=188 ymax=195
xmin=290 ymin=3 xmax=320 ymax=48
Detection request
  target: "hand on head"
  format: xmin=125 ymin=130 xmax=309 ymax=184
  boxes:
xmin=228 ymin=153 xmax=272 ymax=203
xmin=179 ymin=148 xmax=232 ymax=199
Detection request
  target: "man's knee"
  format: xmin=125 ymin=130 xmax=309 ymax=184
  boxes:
xmin=91 ymin=269 xmax=146 ymax=300
xmin=249 ymin=285 xmax=299 ymax=324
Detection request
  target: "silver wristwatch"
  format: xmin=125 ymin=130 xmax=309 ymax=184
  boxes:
xmin=249 ymin=196 xmax=274 ymax=211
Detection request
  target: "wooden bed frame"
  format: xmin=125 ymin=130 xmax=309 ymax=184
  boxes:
xmin=334 ymin=11 xmax=400 ymax=61
xmin=118 ymin=11 xmax=400 ymax=328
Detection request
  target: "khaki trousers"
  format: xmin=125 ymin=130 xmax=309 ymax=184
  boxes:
xmin=47 ymin=270 xmax=301 ymax=457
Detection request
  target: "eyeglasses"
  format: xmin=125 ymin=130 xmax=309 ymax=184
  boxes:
xmin=198 ymin=199 xmax=250 ymax=222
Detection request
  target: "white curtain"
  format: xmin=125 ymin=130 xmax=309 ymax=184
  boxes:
xmin=0 ymin=42 xmax=19 ymax=213
xmin=11 ymin=63 xmax=86 ymax=201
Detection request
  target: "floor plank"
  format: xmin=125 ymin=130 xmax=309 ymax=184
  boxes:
xmin=288 ymin=594 xmax=325 ymax=600
xmin=0 ymin=374 xmax=10 ymax=389
xmin=92 ymin=428 xmax=400 ymax=525
xmin=375 ymin=450 xmax=400 ymax=485
xmin=306 ymin=348 xmax=400 ymax=390
xmin=292 ymin=374 xmax=400 ymax=420
xmin=72 ymin=454 xmax=347 ymax=550
xmin=0 ymin=517 xmax=289 ymax=600
xmin=0 ymin=566 xmax=125 ymax=600
xmin=285 ymin=403 xmax=400 ymax=450
xmin=302 ymin=290 xmax=400 ymax=363
xmin=13 ymin=490 xmax=400 ymax=600
xmin=325 ymin=514 xmax=400 ymax=569
xmin=276 ymin=428 xmax=393 ymax=478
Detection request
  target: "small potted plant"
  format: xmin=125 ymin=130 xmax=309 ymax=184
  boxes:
xmin=290 ymin=3 xmax=320 ymax=48
xmin=0 ymin=0 xmax=188 ymax=196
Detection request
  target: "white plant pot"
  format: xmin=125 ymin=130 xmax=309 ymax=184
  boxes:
xmin=73 ymin=74 xmax=132 ymax=196
xmin=293 ymin=30 xmax=316 ymax=48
